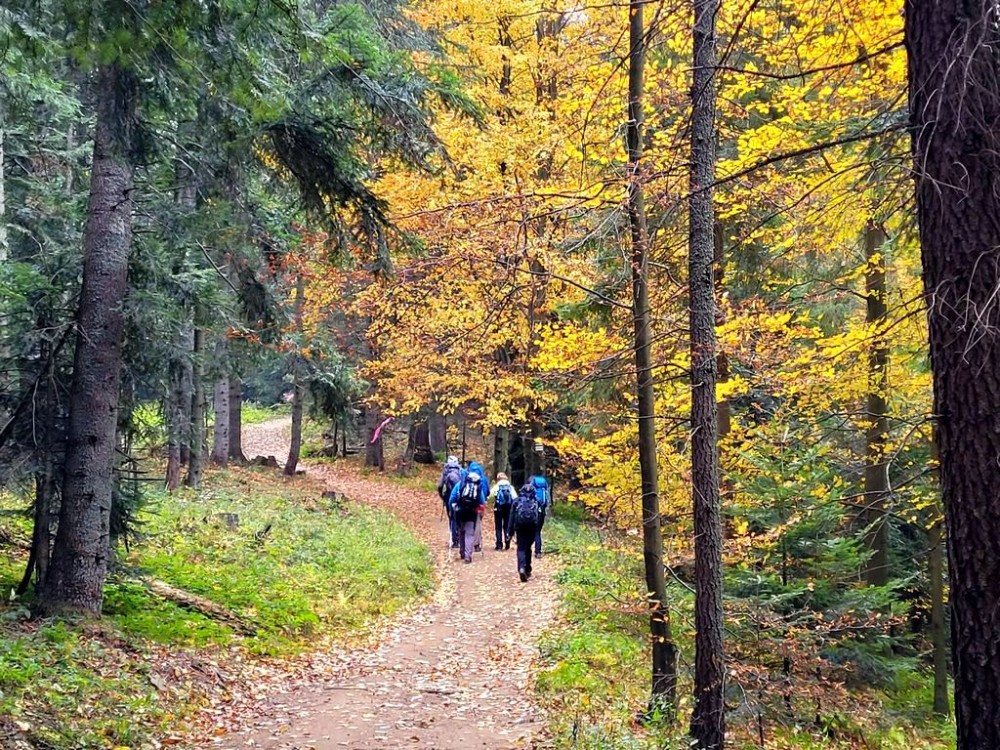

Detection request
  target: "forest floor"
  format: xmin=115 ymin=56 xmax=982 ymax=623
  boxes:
xmin=203 ymin=418 xmax=559 ymax=749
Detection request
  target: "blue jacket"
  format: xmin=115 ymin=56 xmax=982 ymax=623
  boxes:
xmin=449 ymin=461 xmax=488 ymax=521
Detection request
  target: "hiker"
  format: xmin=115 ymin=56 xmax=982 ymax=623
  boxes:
xmin=491 ymin=472 xmax=516 ymax=550
xmin=528 ymin=473 xmax=551 ymax=558
xmin=449 ymin=460 xmax=488 ymax=563
xmin=510 ymin=482 xmax=541 ymax=582
xmin=438 ymin=455 xmax=463 ymax=548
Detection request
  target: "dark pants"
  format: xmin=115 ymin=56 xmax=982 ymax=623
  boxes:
xmin=534 ymin=509 xmax=547 ymax=555
xmin=516 ymin=525 xmax=537 ymax=577
xmin=494 ymin=506 xmax=511 ymax=548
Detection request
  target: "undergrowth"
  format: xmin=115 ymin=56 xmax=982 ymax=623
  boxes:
xmin=538 ymin=504 xmax=955 ymax=750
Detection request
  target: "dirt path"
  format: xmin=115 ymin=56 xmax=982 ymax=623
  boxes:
xmin=207 ymin=419 xmax=558 ymax=749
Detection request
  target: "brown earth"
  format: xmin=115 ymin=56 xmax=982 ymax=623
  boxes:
xmin=195 ymin=418 xmax=557 ymax=750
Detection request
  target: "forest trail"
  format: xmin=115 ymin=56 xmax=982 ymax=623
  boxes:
xmin=204 ymin=418 xmax=558 ymax=749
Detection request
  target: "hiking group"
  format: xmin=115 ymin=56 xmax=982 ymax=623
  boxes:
xmin=437 ymin=456 xmax=551 ymax=583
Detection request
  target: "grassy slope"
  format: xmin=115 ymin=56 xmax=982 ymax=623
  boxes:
xmin=537 ymin=504 xmax=955 ymax=750
xmin=0 ymin=463 xmax=432 ymax=749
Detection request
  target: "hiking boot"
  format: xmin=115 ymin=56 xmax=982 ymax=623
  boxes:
xmin=495 ymin=544 xmax=503 ymax=551
xmin=504 ymin=541 xmax=511 ymax=550
xmin=451 ymin=542 xmax=459 ymax=549
xmin=534 ymin=552 xmax=542 ymax=559
xmin=474 ymin=545 xmax=482 ymax=553
xmin=518 ymin=569 xmax=528 ymax=582
xmin=464 ymin=558 xmax=473 ymax=564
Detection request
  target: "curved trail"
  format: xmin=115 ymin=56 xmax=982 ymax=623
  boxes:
xmin=206 ymin=418 xmax=557 ymax=749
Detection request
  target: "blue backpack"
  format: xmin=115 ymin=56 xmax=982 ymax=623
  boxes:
xmin=532 ymin=476 xmax=551 ymax=509
xmin=495 ymin=483 xmax=515 ymax=507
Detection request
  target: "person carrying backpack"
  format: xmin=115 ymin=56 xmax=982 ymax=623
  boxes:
xmin=438 ymin=456 xmax=463 ymax=549
xmin=491 ymin=472 xmax=516 ymax=551
xmin=529 ymin=474 xmax=551 ymax=558
xmin=510 ymin=482 xmax=541 ymax=582
xmin=449 ymin=460 xmax=488 ymax=563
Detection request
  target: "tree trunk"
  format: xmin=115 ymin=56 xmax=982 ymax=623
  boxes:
xmin=228 ymin=375 xmax=246 ymax=463
xmin=38 ymin=63 xmax=137 ymax=616
xmin=285 ymin=275 xmax=305 ymax=476
xmin=929 ymin=515 xmax=950 ymax=717
xmin=185 ymin=327 xmax=206 ymax=489
xmin=428 ymin=412 xmax=448 ymax=456
xmin=285 ymin=371 xmax=305 ymax=475
xmin=179 ymin=326 xmax=194 ymax=466
xmin=863 ymin=222 xmax=890 ymax=586
xmin=626 ymin=0 xmax=677 ymax=713
xmin=907 ymin=2 xmax=1000 ymax=745
xmin=365 ymin=405 xmax=385 ymax=471
xmin=165 ymin=341 xmax=186 ymax=489
xmin=211 ymin=341 xmax=230 ymax=465
xmin=412 ymin=420 xmax=435 ymax=464
xmin=0 ymin=121 xmax=6 ymax=261
xmin=493 ymin=427 xmax=510 ymax=479
xmin=688 ymin=0 xmax=725 ymax=742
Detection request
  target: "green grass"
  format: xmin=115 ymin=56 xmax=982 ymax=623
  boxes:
xmin=537 ymin=504 xmax=956 ymax=750
xmin=117 ymin=465 xmax=433 ymax=653
xmin=0 ymin=463 xmax=433 ymax=748
xmin=240 ymin=401 xmax=291 ymax=425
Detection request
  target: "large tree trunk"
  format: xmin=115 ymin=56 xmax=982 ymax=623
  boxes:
xmin=228 ymin=375 xmax=246 ymax=463
xmin=185 ymin=327 xmax=206 ymax=489
xmin=625 ymin=0 xmax=677 ymax=713
xmin=412 ymin=419 xmax=435 ymax=464
xmin=688 ymin=0 xmax=725 ymax=742
xmin=863 ymin=222 xmax=890 ymax=586
xmin=428 ymin=412 xmax=448 ymax=456
xmin=39 ymin=63 xmax=137 ymax=616
xmin=907 ymin=2 xmax=1000 ymax=745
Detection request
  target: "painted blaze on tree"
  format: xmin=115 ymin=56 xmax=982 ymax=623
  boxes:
xmin=906 ymin=0 xmax=1000 ymax=746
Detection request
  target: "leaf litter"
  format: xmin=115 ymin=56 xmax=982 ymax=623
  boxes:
xmin=177 ymin=418 xmax=558 ymax=750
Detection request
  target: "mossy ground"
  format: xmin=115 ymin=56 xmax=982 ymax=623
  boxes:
xmin=0 ymin=462 xmax=432 ymax=749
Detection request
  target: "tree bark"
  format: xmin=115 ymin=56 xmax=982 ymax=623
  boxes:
xmin=863 ymin=222 xmax=890 ymax=586
xmin=929 ymin=515 xmax=950 ymax=717
xmin=211 ymin=341 xmax=230 ymax=465
xmin=428 ymin=412 xmax=448 ymax=457
xmin=165 ymin=342 xmax=187 ymax=489
xmin=228 ymin=375 xmax=246 ymax=463
xmin=493 ymin=427 xmax=510 ymax=479
xmin=185 ymin=327 xmax=206 ymax=489
xmin=688 ymin=0 xmax=725 ymax=742
xmin=285 ymin=275 xmax=305 ymax=476
xmin=906 ymin=2 xmax=1000 ymax=745
xmin=412 ymin=420 xmax=435 ymax=464
xmin=365 ymin=405 xmax=385 ymax=471
xmin=39 ymin=63 xmax=137 ymax=616
xmin=626 ymin=0 xmax=677 ymax=713
xmin=178 ymin=326 xmax=194 ymax=466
